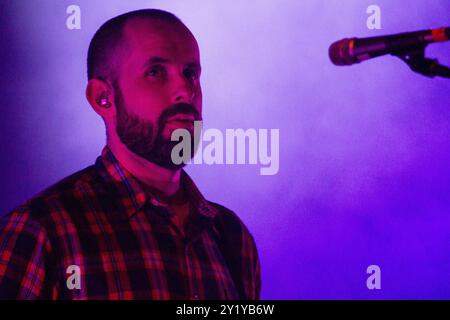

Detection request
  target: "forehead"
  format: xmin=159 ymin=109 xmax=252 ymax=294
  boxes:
xmin=121 ymin=18 xmax=200 ymax=65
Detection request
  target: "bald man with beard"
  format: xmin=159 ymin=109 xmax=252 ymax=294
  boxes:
xmin=0 ymin=9 xmax=260 ymax=300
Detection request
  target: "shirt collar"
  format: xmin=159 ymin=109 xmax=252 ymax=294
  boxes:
xmin=95 ymin=146 xmax=219 ymax=220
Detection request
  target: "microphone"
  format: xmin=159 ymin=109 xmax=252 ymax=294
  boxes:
xmin=329 ymin=27 xmax=450 ymax=66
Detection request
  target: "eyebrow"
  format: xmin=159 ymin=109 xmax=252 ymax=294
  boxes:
xmin=142 ymin=56 xmax=201 ymax=69
xmin=143 ymin=56 xmax=170 ymax=66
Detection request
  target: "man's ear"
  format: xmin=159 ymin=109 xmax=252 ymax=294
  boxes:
xmin=85 ymin=78 xmax=116 ymax=118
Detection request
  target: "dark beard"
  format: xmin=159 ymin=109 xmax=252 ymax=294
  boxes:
xmin=114 ymin=85 xmax=201 ymax=170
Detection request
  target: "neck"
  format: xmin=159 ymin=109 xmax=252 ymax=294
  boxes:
xmin=107 ymin=135 xmax=181 ymax=197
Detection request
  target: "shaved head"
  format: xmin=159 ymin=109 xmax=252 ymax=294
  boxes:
xmin=87 ymin=9 xmax=190 ymax=81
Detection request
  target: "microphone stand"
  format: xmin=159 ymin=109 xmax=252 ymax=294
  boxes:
xmin=392 ymin=45 xmax=450 ymax=79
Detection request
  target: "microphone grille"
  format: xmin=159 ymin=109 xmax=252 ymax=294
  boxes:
xmin=329 ymin=38 xmax=354 ymax=66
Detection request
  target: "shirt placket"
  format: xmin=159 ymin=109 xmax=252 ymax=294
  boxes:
xmin=183 ymin=239 xmax=200 ymax=300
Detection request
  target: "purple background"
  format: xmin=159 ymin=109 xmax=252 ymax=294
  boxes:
xmin=1 ymin=0 xmax=449 ymax=299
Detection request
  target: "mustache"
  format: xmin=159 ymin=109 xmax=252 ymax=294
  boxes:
xmin=159 ymin=103 xmax=202 ymax=124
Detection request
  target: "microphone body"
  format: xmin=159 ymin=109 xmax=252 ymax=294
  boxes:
xmin=329 ymin=27 xmax=450 ymax=66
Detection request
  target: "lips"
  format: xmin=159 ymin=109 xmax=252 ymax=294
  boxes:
xmin=165 ymin=116 xmax=195 ymax=132
xmin=167 ymin=114 xmax=196 ymax=123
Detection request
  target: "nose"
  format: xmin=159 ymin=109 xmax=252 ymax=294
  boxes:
xmin=171 ymin=74 xmax=194 ymax=104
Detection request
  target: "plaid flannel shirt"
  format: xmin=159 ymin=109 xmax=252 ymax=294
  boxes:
xmin=0 ymin=147 xmax=261 ymax=300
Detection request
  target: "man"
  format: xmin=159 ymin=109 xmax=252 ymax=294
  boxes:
xmin=0 ymin=9 xmax=260 ymax=300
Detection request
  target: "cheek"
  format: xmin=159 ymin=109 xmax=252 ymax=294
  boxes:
xmin=194 ymin=86 xmax=203 ymax=113
xmin=122 ymin=83 xmax=168 ymax=120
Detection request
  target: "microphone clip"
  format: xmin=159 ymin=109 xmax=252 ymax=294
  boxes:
xmin=392 ymin=45 xmax=450 ymax=79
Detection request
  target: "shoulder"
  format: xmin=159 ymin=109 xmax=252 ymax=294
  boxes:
xmin=207 ymin=201 xmax=258 ymax=249
xmin=207 ymin=201 xmax=261 ymax=300
xmin=0 ymin=205 xmax=48 ymax=240
xmin=2 ymin=164 xmax=99 ymax=226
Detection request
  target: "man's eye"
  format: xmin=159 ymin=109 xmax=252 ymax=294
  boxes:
xmin=184 ymin=68 xmax=199 ymax=81
xmin=146 ymin=66 xmax=165 ymax=77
